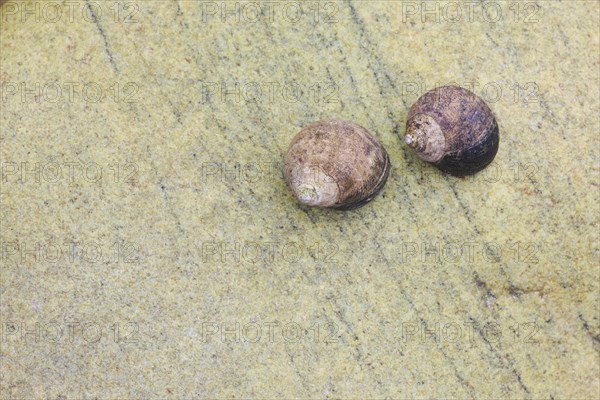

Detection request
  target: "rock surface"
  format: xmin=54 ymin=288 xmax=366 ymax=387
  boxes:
xmin=1 ymin=1 xmax=598 ymax=398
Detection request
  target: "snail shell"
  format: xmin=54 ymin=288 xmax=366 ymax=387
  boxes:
xmin=405 ymin=85 xmax=499 ymax=176
xmin=284 ymin=119 xmax=390 ymax=210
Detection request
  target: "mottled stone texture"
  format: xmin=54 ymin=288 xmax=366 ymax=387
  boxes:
xmin=1 ymin=1 xmax=598 ymax=398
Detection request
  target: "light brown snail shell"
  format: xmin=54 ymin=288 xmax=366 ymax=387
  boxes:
xmin=405 ymin=85 xmax=499 ymax=176
xmin=284 ymin=119 xmax=390 ymax=210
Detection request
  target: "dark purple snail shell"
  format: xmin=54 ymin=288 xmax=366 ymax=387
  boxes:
xmin=405 ymin=85 xmax=499 ymax=176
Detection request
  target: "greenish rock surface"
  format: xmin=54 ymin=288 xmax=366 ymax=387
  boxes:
xmin=1 ymin=1 xmax=598 ymax=398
